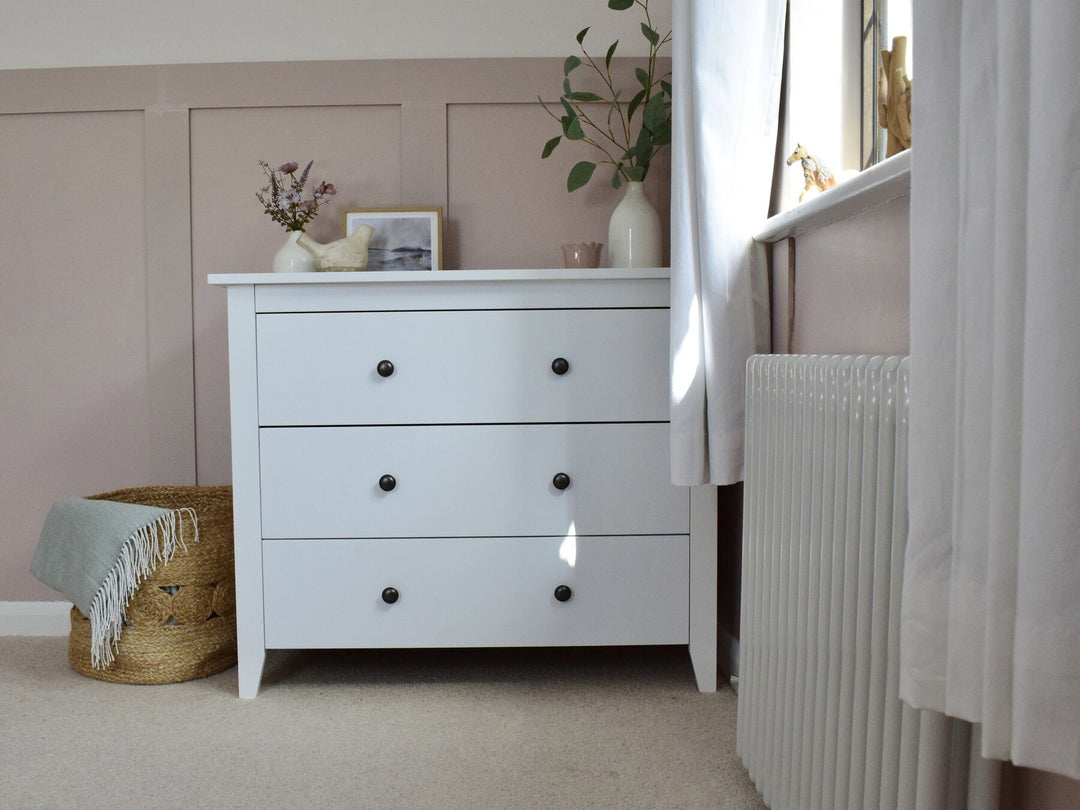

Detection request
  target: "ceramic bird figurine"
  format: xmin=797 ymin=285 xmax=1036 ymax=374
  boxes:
xmin=296 ymin=224 xmax=375 ymax=271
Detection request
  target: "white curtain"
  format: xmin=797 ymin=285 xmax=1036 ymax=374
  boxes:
xmin=669 ymin=0 xmax=785 ymax=486
xmin=901 ymin=0 xmax=1080 ymax=780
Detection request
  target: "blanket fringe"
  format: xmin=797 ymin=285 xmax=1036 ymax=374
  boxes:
xmin=87 ymin=507 xmax=198 ymax=669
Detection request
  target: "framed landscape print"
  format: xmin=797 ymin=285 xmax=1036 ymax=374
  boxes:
xmin=344 ymin=207 xmax=442 ymax=271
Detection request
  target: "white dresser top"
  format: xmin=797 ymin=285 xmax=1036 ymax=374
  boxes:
xmin=208 ymin=267 xmax=670 ymax=286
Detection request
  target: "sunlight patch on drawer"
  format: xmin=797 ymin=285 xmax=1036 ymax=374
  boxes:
xmin=559 ymin=526 xmax=577 ymax=568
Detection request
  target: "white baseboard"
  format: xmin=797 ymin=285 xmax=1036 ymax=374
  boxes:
xmin=0 ymin=601 xmax=72 ymax=636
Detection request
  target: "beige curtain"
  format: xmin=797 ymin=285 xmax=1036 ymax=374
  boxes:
xmin=902 ymin=0 xmax=1080 ymax=780
xmin=668 ymin=0 xmax=784 ymax=486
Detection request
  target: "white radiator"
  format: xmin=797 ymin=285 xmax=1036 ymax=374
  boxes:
xmin=737 ymin=355 xmax=999 ymax=810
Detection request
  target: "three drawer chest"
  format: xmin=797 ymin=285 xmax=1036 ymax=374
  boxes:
xmin=210 ymin=269 xmax=717 ymax=697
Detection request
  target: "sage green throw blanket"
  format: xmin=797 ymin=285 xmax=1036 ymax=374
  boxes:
xmin=31 ymin=497 xmax=197 ymax=669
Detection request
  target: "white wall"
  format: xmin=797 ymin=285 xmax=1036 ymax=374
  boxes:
xmin=2 ymin=0 xmax=671 ymax=69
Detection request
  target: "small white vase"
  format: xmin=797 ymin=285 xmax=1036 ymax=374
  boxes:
xmin=607 ymin=181 xmax=662 ymax=268
xmin=272 ymin=230 xmax=317 ymax=273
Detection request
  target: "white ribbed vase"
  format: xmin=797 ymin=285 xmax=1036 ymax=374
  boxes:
xmin=272 ymin=230 xmax=317 ymax=273
xmin=607 ymin=180 xmax=661 ymax=268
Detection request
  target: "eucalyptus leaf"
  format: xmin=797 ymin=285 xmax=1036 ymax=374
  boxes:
xmin=565 ymin=116 xmax=585 ymax=141
xmin=643 ymin=92 xmax=666 ymax=133
xmin=576 ymin=27 xmax=590 ymax=45
xmin=608 ymin=0 xmax=634 ymax=9
xmin=661 ymin=80 xmax=673 ymax=97
xmin=563 ymin=78 xmax=572 ymax=96
xmin=635 ymin=67 xmax=650 ymax=88
xmin=641 ymin=23 xmax=660 ymax=46
xmin=626 ymin=88 xmax=646 ymax=122
xmin=633 ymin=125 xmax=652 ymax=158
xmin=605 ymin=40 xmax=618 ymax=69
xmin=570 ymin=91 xmax=604 ymax=102
xmin=612 ymin=171 xmax=623 ymax=189
xmin=567 ymin=161 xmax=597 ymax=192
xmin=628 ymin=165 xmax=646 ymax=182
xmin=564 ymin=55 xmax=581 ymax=75
xmin=651 ymin=119 xmax=672 ymax=147
xmin=541 ymin=136 xmax=561 ymax=159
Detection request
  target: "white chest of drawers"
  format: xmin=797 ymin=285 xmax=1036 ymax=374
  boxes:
xmin=210 ymin=269 xmax=717 ymax=698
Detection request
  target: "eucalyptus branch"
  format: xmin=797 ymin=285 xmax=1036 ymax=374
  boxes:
xmin=574 ymin=105 xmax=627 ymax=162
xmin=540 ymin=100 xmax=626 ymax=168
xmin=539 ymin=0 xmax=672 ymax=193
xmin=581 ymin=47 xmax=633 ymax=148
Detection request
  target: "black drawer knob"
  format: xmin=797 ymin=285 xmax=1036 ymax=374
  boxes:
xmin=551 ymin=357 xmax=570 ymax=376
xmin=381 ymin=587 xmax=399 ymax=604
xmin=554 ymin=585 xmax=573 ymax=603
xmin=379 ymin=474 xmax=397 ymax=492
xmin=377 ymin=360 xmax=395 ymax=378
xmin=552 ymin=472 xmax=571 ymax=491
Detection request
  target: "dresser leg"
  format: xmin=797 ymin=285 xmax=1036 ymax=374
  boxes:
xmin=690 ymin=641 xmax=718 ymax=692
xmin=237 ymin=648 xmax=266 ymax=699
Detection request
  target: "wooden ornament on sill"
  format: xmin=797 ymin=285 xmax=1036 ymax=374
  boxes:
xmin=879 ymin=35 xmax=912 ymax=157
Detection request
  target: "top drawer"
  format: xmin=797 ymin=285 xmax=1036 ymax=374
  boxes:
xmin=256 ymin=308 xmax=669 ymax=425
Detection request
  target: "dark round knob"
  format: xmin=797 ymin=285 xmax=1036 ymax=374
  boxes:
xmin=377 ymin=360 xmax=395 ymax=378
xmin=379 ymin=474 xmax=397 ymax=492
xmin=552 ymin=472 xmax=571 ymax=490
xmin=551 ymin=357 xmax=570 ymax=375
xmin=554 ymin=585 xmax=573 ymax=603
xmin=381 ymin=587 xmax=399 ymax=604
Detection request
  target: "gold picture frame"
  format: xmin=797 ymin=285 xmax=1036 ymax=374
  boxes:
xmin=344 ymin=207 xmax=443 ymax=271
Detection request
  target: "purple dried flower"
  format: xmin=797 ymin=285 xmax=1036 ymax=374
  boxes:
xmin=258 ymin=159 xmax=337 ymax=233
xmin=298 ymin=160 xmax=313 ymax=188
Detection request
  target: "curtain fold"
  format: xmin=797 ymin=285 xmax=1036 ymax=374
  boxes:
xmin=669 ymin=0 xmax=784 ymax=486
xmin=901 ymin=0 xmax=1080 ymax=780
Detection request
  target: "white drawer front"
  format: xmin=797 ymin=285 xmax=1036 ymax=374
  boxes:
xmin=262 ymin=535 xmax=690 ymax=649
xmin=256 ymin=308 xmax=668 ymax=425
xmin=259 ymin=423 xmax=688 ymax=538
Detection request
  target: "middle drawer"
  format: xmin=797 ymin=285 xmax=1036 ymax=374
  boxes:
xmin=259 ymin=422 xmax=688 ymax=538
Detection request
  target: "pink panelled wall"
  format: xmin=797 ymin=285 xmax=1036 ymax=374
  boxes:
xmin=0 ymin=111 xmax=157 ymax=600
xmin=0 ymin=59 xmax=670 ymax=601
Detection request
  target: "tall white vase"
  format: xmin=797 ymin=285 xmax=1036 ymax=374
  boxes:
xmin=272 ymin=230 xmax=317 ymax=273
xmin=607 ymin=180 xmax=661 ymax=268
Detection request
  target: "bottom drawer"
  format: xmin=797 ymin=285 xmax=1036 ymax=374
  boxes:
xmin=262 ymin=535 xmax=689 ymax=649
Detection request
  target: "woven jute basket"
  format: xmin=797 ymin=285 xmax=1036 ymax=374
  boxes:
xmin=68 ymin=485 xmax=237 ymax=685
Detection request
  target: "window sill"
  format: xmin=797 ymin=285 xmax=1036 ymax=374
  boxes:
xmin=754 ymin=150 xmax=911 ymax=244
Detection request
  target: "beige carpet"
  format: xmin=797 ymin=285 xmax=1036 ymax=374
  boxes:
xmin=0 ymin=638 xmax=766 ymax=810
